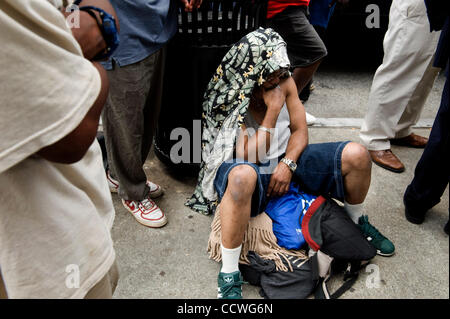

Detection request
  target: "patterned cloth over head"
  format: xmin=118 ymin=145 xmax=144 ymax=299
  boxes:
xmin=185 ymin=27 xmax=290 ymax=215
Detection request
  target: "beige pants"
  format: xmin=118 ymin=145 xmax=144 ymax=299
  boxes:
xmin=0 ymin=261 xmax=119 ymax=299
xmin=360 ymin=0 xmax=441 ymax=151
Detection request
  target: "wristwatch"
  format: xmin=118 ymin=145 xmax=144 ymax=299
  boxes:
xmin=77 ymin=5 xmax=120 ymax=60
xmin=281 ymin=157 xmax=297 ymax=173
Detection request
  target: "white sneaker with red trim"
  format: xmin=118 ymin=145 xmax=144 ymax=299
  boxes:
xmin=122 ymin=197 xmax=168 ymax=228
xmin=106 ymin=171 xmax=164 ymax=198
xmin=106 ymin=171 xmax=119 ymax=193
xmin=146 ymin=180 xmax=164 ymax=198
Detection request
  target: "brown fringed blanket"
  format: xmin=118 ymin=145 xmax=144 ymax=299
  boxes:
xmin=207 ymin=206 xmax=308 ymax=272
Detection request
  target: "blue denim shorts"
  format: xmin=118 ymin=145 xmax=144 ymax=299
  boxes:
xmin=214 ymin=141 xmax=350 ymax=216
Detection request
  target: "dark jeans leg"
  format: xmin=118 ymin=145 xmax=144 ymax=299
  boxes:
xmin=293 ymin=141 xmax=350 ymax=201
xmin=404 ymin=74 xmax=450 ymax=213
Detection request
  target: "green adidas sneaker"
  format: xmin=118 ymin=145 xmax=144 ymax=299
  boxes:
xmin=217 ymin=271 xmax=246 ymax=299
xmin=358 ymin=215 xmax=395 ymax=257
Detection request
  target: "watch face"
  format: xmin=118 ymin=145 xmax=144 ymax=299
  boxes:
xmin=282 ymin=158 xmax=296 ymax=171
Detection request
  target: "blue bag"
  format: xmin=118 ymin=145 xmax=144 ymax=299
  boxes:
xmin=265 ymin=183 xmax=317 ymax=250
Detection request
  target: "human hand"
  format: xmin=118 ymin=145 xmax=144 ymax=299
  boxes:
xmin=180 ymin=0 xmax=203 ymax=12
xmin=263 ymin=85 xmax=285 ymax=116
xmin=267 ymin=162 xmax=292 ymax=197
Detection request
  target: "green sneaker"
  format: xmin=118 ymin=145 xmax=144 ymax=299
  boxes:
xmin=217 ymin=271 xmax=246 ymax=299
xmin=358 ymin=215 xmax=395 ymax=257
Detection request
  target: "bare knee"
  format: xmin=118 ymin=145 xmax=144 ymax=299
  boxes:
xmin=226 ymin=165 xmax=257 ymax=202
xmin=342 ymin=142 xmax=372 ymax=173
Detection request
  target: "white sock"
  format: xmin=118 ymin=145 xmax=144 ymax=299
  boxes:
xmin=344 ymin=201 xmax=364 ymax=224
xmin=220 ymin=244 xmax=241 ymax=274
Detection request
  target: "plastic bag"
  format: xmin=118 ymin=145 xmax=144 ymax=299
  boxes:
xmin=265 ymin=183 xmax=317 ymax=250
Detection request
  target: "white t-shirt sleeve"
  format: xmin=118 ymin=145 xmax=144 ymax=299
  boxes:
xmin=0 ymin=0 xmax=101 ymax=173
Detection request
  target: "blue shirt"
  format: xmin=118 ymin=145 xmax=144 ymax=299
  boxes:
xmin=103 ymin=0 xmax=178 ymax=70
xmin=309 ymin=0 xmax=336 ymax=29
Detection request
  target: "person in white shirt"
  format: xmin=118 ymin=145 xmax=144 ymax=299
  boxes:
xmin=0 ymin=0 xmax=119 ymax=298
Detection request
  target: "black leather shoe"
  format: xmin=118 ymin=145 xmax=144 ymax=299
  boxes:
xmin=444 ymin=221 xmax=449 ymax=236
xmin=403 ymin=197 xmax=426 ymax=225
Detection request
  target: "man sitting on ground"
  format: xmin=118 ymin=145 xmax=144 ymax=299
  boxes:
xmin=186 ymin=28 xmax=395 ymax=299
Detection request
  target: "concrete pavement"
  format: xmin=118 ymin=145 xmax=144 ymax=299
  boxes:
xmin=109 ymin=67 xmax=449 ymax=299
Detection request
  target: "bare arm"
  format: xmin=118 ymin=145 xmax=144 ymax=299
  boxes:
xmin=282 ymin=77 xmax=309 ymax=165
xmin=36 ymin=1 xmax=116 ymax=163
xmin=266 ymin=77 xmax=309 ymax=197
xmin=62 ymin=0 xmax=119 ymax=60
xmin=236 ymin=84 xmax=285 ymax=163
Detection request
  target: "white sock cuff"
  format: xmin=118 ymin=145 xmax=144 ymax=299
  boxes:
xmin=220 ymin=244 xmax=242 ymax=274
xmin=344 ymin=201 xmax=364 ymax=223
xmin=221 ymin=244 xmax=242 ymax=253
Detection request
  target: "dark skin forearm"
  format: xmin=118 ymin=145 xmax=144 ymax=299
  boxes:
xmin=266 ymin=123 xmax=307 ymax=197
xmin=284 ymin=126 xmax=308 ymax=165
xmin=37 ymin=1 xmax=116 ymax=164
xmin=283 ymin=88 xmax=309 ymax=164
xmin=267 ymin=77 xmax=309 ymax=197
xmin=62 ymin=0 xmax=119 ymax=60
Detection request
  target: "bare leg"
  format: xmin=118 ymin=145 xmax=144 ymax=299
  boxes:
xmin=340 ymin=142 xmax=395 ymax=256
xmin=341 ymin=142 xmax=372 ymax=204
xmin=220 ymin=165 xmax=258 ymax=249
xmin=292 ymin=59 xmax=323 ymax=94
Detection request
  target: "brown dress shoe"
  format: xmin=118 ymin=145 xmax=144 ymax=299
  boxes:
xmin=390 ymin=133 xmax=428 ymax=148
xmin=369 ymin=150 xmax=405 ymax=173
